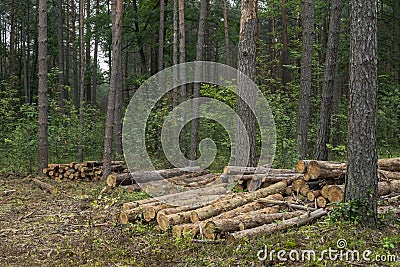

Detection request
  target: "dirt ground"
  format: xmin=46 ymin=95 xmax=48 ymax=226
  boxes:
xmin=1 ymin=174 xmax=399 ymax=267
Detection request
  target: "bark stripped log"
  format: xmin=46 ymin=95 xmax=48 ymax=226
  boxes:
xmin=226 ymin=208 xmax=327 ymax=243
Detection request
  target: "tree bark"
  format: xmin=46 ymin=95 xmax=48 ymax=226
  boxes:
xmin=226 ymin=209 xmax=327 ymax=243
xmin=189 ymin=181 xmax=286 ymax=222
xmin=103 ymin=0 xmax=123 ymax=180
xmin=222 ymin=0 xmax=230 ymax=66
xmin=71 ymin=0 xmax=79 ymax=108
xmin=190 ymin=0 xmax=208 ymax=161
xmin=345 ymin=0 xmax=378 ymax=225
xmin=296 ymin=0 xmax=314 ymax=159
xmin=178 ymin=0 xmax=187 ymax=156
xmin=281 ymin=0 xmax=291 ymax=86
xmin=236 ymin=0 xmax=258 ymax=167
xmin=204 ymin=210 xmax=303 ymax=240
xmin=314 ymin=0 xmax=343 ymax=160
xmin=78 ymin=0 xmax=85 ymax=162
xmin=57 ymin=0 xmax=65 ymax=113
xmin=92 ymin=0 xmax=100 ymax=105
xmin=158 ymin=0 xmax=165 ymax=72
xmin=38 ymin=0 xmax=49 ymax=175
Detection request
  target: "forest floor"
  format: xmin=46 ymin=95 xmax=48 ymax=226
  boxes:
xmin=0 ymin=174 xmax=399 ymax=267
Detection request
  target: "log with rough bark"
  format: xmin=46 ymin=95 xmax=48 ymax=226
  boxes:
xmin=203 ymin=210 xmax=304 ymax=240
xmin=378 ymin=158 xmax=400 ymax=171
xmin=307 ymin=161 xmax=347 ymax=180
xmin=378 ymin=169 xmax=400 ymax=180
xmin=225 ymin=208 xmax=327 ymax=243
xmin=30 ymin=178 xmax=57 ymax=194
xmin=122 ymin=198 xmax=158 ymax=211
xmin=189 ymin=181 xmax=287 ymax=223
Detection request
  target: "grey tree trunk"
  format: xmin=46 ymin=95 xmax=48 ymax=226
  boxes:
xmin=178 ymin=0 xmax=187 ymax=156
xmin=189 ymin=0 xmax=209 ymax=161
xmin=158 ymin=0 xmax=165 ymax=72
xmin=71 ymin=0 xmax=79 ymax=108
xmin=57 ymin=0 xmax=65 ymax=113
xmin=38 ymin=0 xmax=48 ymax=175
xmin=173 ymin=0 xmax=179 ymax=108
xmin=78 ymin=0 xmax=85 ymax=162
xmin=345 ymin=0 xmax=378 ymax=226
xmin=313 ymin=0 xmax=343 ymax=160
xmin=281 ymin=0 xmax=291 ymax=86
xmin=85 ymin=0 xmax=91 ymax=103
xmin=103 ymin=0 xmax=123 ymax=179
xmin=223 ymin=0 xmax=230 ymax=66
xmin=92 ymin=0 xmax=99 ymax=105
xmin=296 ymin=0 xmax=314 ymax=159
xmin=236 ymin=0 xmax=258 ymax=167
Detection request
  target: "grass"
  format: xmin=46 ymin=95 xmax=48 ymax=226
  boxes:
xmin=0 ymin=174 xmax=399 ymax=266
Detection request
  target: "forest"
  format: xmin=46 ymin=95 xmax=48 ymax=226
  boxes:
xmin=0 ymin=0 xmax=400 ymax=266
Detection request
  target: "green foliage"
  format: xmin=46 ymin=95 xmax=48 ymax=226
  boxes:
xmin=329 ymin=199 xmax=375 ymax=225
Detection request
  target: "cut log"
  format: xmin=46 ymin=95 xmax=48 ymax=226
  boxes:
xmin=189 ymin=181 xmax=287 ymax=223
xmin=307 ymin=190 xmax=321 ymax=202
xmin=307 ymin=161 xmax=347 ymax=179
xmin=389 ymin=180 xmax=400 ymax=193
xmin=292 ymin=179 xmax=306 ymax=192
xmin=30 ymin=178 xmax=57 ymax=194
xmin=316 ymin=196 xmax=327 ymax=208
xmin=378 ymin=158 xmax=400 ymax=171
xmin=203 ymin=210 xmax=304 ymax=240
xmin=296 ymin=160 xmax=313 ymax=174
xmin=143 ymin=203 xmax=173 ymax=222
xmin=226 ymin=209 xmax=327 ymax=243
xmin=122 ymin=198 xmax=158 ymax=211
xmin=321 ymin=185 xmax=344 ymax=202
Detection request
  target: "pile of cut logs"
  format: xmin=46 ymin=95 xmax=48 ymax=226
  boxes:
xmin=119 ymin=158 xmax=400 ymax=242
xmin=43 ymin=161 xmax=126 ymax=181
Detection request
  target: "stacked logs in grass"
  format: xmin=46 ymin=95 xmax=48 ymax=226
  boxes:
xmin=43 ymin=161 xmax=126 ymax=181
xmin=118 ymin=158 xmax=400 ymax=242
xmin=119 ymin=175 xmax=328 ymax=243
xmin=294 ymin=158 xmax=400 ymax=206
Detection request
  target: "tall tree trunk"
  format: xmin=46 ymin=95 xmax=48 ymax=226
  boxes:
xmin=313 ymin=0 xmax=343 ymax=160
xmin=222 ymin=0 xmax=230 ymax=66
xmin=85 ymin=0 xmax=91 ymax=102
xmin=178 ymin=0 xmax=187 ymax=157
xmin=236 ymin=0 xmax=258 ymax=167
xmin=281 ymin=0 xmax=291 ymax=86
xmin=173 ymin=0 xmax=179 ymax=108
xmin=345 ymin=0 xmax=378 ymax=226
xmin=78 ymin=0 xmax=85 ymax=162
xmin=92 ymin=0 xmax=100 ymax=104
xmin=103 ymin=0 xmax=123 ymax=179
xmin=71 ymin=0 xmax=79 ymax=108
xmin=22 ymin=20 xmax=29 ymax=103
xmin=158 ymin=0 xmax=165 ymax=72
xmin=66 ymin=8 xmax=71 ymax=95
xmin=296 ymin=0 xmax=315 ymax=159
xmin=9 ymin=0 xmax=16 ymax=76
xmin=38 ymin=0 xmax=49 ymax=175
xmin=57 ymin=0 xmax=65 ymax=112
xmin=189 ymin=0 xmax=208 ymax=161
